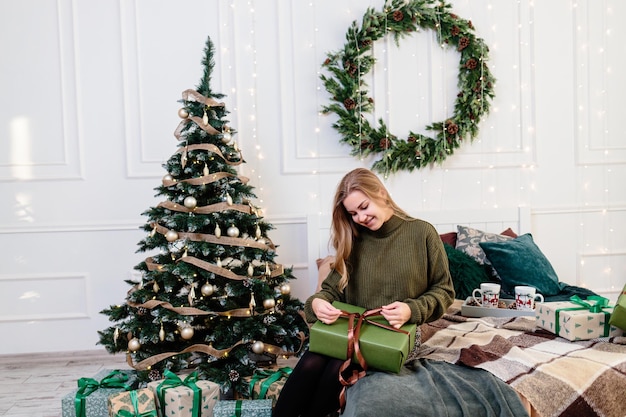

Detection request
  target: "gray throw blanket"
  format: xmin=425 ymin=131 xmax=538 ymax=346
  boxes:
xmin=340 ymin=358 xmax=529 ymax=417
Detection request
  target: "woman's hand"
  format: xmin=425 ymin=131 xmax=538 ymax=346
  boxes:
xmin=381 ymin=301 xmax=411 ymax=328
xmin=312 ymin=298 xmax=342 ymax=324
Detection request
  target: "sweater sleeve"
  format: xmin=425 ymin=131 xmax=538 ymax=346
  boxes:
xmin=403 ymin=223 xmax=455 ymax=325
xmin=303 ymin=269 xmax=344 ymax=323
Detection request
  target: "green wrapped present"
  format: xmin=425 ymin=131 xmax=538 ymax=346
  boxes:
xmin=107 ymin=388 xmax=157 ymax=417
xmin=536 ymin=296 xmax=623 ymax=341
xmin=609 ymin=285 xmax=626 ymax=331
xmin=61 ymin=369 xmax=136 ymax=417
xmin=213 ymin=399 xmax=272 ymax=417
xmin=243 ymin=367 xmax=291 ymax=405
xmin=147 ymin=370 xmax=220 ymax=417
xmin=309 ymin=301 xmax=416 ymax=373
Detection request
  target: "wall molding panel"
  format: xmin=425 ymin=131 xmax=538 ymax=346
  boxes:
xmin=574 ymin=0 xmax=626 ymax=165
xmin=0 ymin=0 xmax=82 ymax=182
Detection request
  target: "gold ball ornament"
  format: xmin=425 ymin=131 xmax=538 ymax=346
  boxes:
xmin=180 ymin=326 xmax=194 ymax=340
xmin=165 ymin=230 xmax=179 ymax=242
xmin=221 ymin=130 xmax=232 ymax=144
xmin=178 ymin=108 xmax=189 ymax=119
xmin=280 ymin=284 xmax=291 ymax=295
xmin=128 ymin=338 xmax=141 ymax=352
xmin=227 ymin=225 xmax=240 ymax=238
xmin=263 ymin=298 xmax=276 ymax=309
xmin=183 ymin=196 xmax=197 ymax=209
xmin=163 ymin=174 xmax=173 ymax=182
xmin=251 ymin=340 xmax=265 ymax=354
xmin=201 ymin=283 xmax=214 ymax=296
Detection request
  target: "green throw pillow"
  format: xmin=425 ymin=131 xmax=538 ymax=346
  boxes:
xmin=444 ymin=243 xmax=492 ymax=300
xmin=479 ymin=234 xmax=561 ymax=296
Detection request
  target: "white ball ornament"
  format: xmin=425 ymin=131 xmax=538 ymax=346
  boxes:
xmin=227 ymin=225 xmax=240 ymax=237
xmin=280 ymin=284 xmax=291 ymax=295
xmin=201 ymin=283 xmax=214 ymax=297
xmin=263 ymin=298 xmax=276 ymax=309
xmin=251 ymin=340 xmax=265 ymax=354
xmin=180 ymin=326 xmax=194 ymax=340
xmin=183 ymin=196 xmax=197 ymax=209
xmin=165 ymin=230 xmax=179 ymax=242
xmin=128 ymin=338 xmax=141 ymax=352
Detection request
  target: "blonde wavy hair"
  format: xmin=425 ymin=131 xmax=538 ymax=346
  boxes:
xmin=330 ymin=168 xmax=410 ymax=291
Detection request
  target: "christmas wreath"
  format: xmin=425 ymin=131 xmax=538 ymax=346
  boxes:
xmin=320 ymin=0 xmax=496 ymax=173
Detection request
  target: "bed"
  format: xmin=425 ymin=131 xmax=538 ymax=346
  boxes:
xmin=306 ymin=208 xmax=626 ymax=417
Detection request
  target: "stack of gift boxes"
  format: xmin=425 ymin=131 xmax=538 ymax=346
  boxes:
xmin=535 ymin=291 xmax=626 ymax=341
xmin=61 ymin=366 xmax=286 ymax=417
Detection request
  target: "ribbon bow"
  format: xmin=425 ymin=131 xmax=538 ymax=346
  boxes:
xmin=75 ymin=370 xmax=132 ymax=417
xmin=569 ymin=295 xmax=610 ymax=313
xmin=156 ymin=370 xmax=202 ymax=417
xmin=248 ymin=367 xmax=292 ymax=400
xmin=115 ymin=390 xmax=158 ymax=417
xmin=336 ymin=308 xmax=410 ymax=412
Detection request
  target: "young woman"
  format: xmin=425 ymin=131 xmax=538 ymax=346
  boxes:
xmin=273 ymin=168 xmax=455 ymax=417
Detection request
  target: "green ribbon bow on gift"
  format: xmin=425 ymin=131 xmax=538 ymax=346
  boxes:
xmin=74 ymin=370 xmax=132 ymax=417
xmin=156 ymin=370 xmax=202 ymax=417
xmin=247 ymin=367 xmax=292 ymax=400
xmin=115 ymin=390 xmax=158 ymax=417
xmin=554 ymin=295 xmax=613 ymax=336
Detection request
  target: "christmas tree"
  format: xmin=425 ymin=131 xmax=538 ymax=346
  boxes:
xmin=98 ymin=36 xmax=308 ymax=394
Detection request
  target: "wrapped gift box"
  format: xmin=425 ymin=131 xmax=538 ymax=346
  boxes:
xmin=147 ymin=371 xmax=220 ymax=417
xmin=213 ymin=399 xmax=272 ymax=417
xmin=536 ymin=298 xmax=623 ymax=341
xmin=309 ymin=301 xmax=416 ymax=373
xmin=242 ymin=367 xmax=291 ymax=405
xmin=61 ymin=369 xmax=136 ymax=417
xmin=609 ymin=285 xmax=626 ymax=331
xmin=107 ymin=388 xmax=157 ymax=417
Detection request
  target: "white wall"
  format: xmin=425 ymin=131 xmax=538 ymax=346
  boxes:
xmin=1 ymin=0 xmax=624 ymax=354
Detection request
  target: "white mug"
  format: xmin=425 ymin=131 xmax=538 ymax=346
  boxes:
xmin=472 ymin=283 xmax=501 ymax=308
xmin=515 ymin=286 xmax=544 ymax=311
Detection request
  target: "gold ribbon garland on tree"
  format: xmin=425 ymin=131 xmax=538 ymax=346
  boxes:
xmin=320 ymin=0 xmax=496 ymax=173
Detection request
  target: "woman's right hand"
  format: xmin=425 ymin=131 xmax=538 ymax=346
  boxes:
xmin=312 ymin=298 xmax=342 ymax=324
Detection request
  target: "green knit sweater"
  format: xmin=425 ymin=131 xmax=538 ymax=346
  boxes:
xmin=304 ymin=215 xmax=455 ymax=325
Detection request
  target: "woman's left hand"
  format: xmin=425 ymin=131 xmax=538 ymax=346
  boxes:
xmin=380 ymin=302 xmax=411 ymax=329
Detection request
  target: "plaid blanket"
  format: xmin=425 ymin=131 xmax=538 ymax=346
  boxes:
xmin=417 ymin=304 xmax=626 ymax=417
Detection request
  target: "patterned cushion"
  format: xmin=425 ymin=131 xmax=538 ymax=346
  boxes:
xmin=455 ymin=225 xmax=513 ymax=277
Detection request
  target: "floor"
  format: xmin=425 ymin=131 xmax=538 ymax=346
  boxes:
xmin=0 ymin=349 xmax=130 ymax=417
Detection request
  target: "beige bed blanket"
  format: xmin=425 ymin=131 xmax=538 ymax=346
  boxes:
xmin=417 ymin=302 xmax=626 ymax=417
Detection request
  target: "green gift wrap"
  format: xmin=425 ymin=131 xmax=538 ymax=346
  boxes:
xmin=147 ymin=370 xmax=220 ymax=417
xmin=61 ymin=369 xmax=136 ymax=417
xmin=609 ymin=284 xmax=626 ymax=331
xmin=309 ymin=301 xmax=416 ymax=373
xmin=212 ymin=399 xmax=272 ymax=417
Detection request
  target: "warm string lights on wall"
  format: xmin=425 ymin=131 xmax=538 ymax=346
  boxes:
xmin=573 ymin=0 xmax=616 ymax=294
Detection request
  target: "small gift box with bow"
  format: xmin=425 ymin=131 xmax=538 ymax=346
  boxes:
xmin=61 ymin=369 xmax=137 ymax=417
xmin=212 ymin=399 xmax=272 ymax=417
xmin=536 ymin=296 xmax=624 ymax=341
xmin=146 ymin=370 xmax=220 ymax=417
xmin=609 ymin=283 xmax=626 ymax=331
xmin=107 ymin=388 xmax=157 ymax=417
xmin=309 ymin=301 xmax=417 ymax=373
xmin=242 ymin=366 xmax=292 ymax=405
